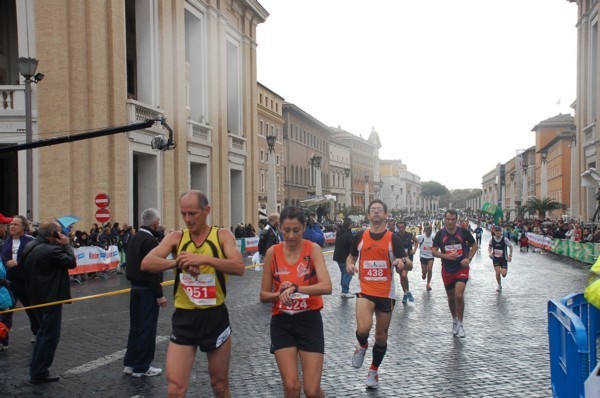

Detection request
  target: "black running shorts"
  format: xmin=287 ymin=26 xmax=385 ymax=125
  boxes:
xmin=270 ymin=310 xmax=324 ymax=354
xmin=170 ymin=305 xmax=231 ymax=352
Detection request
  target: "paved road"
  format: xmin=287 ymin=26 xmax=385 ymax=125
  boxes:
xmin=0 ymin=228 xmax=590 ymax=397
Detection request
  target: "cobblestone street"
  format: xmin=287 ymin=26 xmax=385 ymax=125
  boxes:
xmin=0 ymin=228 xmax=590 ymax=397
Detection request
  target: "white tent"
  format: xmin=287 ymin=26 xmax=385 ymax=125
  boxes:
xmin=299 ymin=194 xmax=337 ymax=207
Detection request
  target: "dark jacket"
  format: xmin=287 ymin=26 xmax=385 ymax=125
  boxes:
xmin=1 ymin=234 xmax=34 ymax=283
xmin=125 ymin=226 xmax=163 ymax=298
xmin=258 ymin=223 xmax=279 ymax=256
xmin=23 ymin=236 xmax=77 ymax=305
xmin=333 ymin=226 xmax=354 ymax=262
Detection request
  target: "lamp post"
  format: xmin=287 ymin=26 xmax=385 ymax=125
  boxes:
xmin=18 ymin=57 xmax=44 ymax=222
xmin=266 ymin=134 xmax=276 ymax=215
xmin=310 ymin=154 xmax=322 ymax=196
xmin=378 ymin=181 xmax=383 ymax=199
xmin=364 ymin=174 xmax=369 ymax=212
xmin=344 ymin=168 xmax=351 ymax=211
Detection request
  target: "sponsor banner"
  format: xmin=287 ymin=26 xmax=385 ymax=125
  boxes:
xmin=324 ymin=232 xmax=335 ymax=244
xmin=236 ymin=237 xmax=259 ymax=252
xmin=526 ymin=233 xmax=553 ymax=251
xmin=69 ymin=245 xmax=120 ymax=275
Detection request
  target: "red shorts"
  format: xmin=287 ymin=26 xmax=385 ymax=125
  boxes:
xmin=441 ymin=266 xmax=469 ymax=290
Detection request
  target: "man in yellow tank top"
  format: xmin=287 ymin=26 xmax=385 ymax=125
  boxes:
xmin=142 ymin=190 xmax=244 ymax=398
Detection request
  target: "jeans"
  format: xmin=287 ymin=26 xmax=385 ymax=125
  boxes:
xmin=124 ymin=285 xmax=159 ymax=373
xmin=337 ymin=262 xmax=353 ymax=294
xmin=30 ymin=304 xmax=62 ymax=379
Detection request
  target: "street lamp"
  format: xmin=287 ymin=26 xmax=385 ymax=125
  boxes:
xmin=266 ymin=134 xmax=276 ymax=214
xmin=18 ymin=57 xmax=44 ymax=222
xmin=344 ymin=168 xmax=351 ymax=210
xmin=310 ymin=154 xmax=322 ymax=196
xmin=364 ymin=174 xmax=369 ymax=211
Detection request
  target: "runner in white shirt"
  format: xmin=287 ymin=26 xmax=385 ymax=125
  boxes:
xmin=417 ymin=225 xmax=435 ymax=291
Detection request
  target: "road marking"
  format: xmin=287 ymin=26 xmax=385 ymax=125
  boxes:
xmin=64 ymin=335 xmax=170 ymax=375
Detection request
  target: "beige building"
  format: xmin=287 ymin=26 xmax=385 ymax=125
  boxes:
xmin=328 ymin=137 xmax=352 ymax=214
xmin=567 ymin=0 xmax=600 ymax=220
xmin=0 ymin=0 xmax=268 ymax=230
xmin=379 ymin=159 xmax=423 ymax=215
xmin=257 ymin=82 xmax=284 ymax=215
xmin=282 ymin=102 xmax=331 ymax=207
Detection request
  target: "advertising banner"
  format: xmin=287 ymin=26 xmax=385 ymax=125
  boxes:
xmin=69 ymin=245 xmax=120 ymax=275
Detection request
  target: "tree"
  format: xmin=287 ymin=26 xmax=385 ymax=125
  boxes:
xmin=421 ymin=181 xmax=448 ymax=197
xmin=524 ymin=197 xmax=563 ymax=218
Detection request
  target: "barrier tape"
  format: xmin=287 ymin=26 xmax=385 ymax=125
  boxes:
xmin=0 ymin=249 xmax=333 ymax=314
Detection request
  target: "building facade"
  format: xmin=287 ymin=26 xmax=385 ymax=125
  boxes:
xmin=0 ymin=0 xmax=268 ymax=229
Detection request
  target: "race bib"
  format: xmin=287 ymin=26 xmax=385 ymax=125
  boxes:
xmin=493 ymin=249 xmax=504 ymax=258
xmin=360 ymin=260 xmax=389 ymax=281
xmin=444 ymin=244 xmax=463 ymax=257
xmin=279 ymin=293 xmax=309 ymax=315
xmin=421 ymin=245 xmax=432 ymax=252
xmin=180 ymin=273 xmax=217 ymax=306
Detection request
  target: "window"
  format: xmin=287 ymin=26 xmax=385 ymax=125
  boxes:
xmin=260 ymin=150 xmax=264 ymax=162
xmin=260 ymin=120 xmax=264 ymax=136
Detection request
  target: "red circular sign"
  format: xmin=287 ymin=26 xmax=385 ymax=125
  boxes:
xmin=95 ymin=208 xmax=111 ymax=223
xmin=95 ymin=193 xmax=110 ymax=208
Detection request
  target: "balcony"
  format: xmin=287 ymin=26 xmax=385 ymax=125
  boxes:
xmin=0 ymin=86 xmax=26 ymax=135
xmin=126 ymin=99 xmax=164 ymax=135
xmin=187 ymin=119 xmax=212 ymax=147
xmin=229 ymin=134 xmax=246 ymax=153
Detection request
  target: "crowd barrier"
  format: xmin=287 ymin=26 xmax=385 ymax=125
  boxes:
xmin=548 ymin=296 xmax=588 ymax=398
xmin=526 ymin=233 xmax=599 ymax=264
xmin=236 ymin=232 xmax=336 ymax=253
xmin=69 ymin=245 xmax=120 ymax=276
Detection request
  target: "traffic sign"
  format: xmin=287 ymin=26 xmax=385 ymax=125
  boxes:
xmin=95 ymin=208 xmax=111 ymax=223
xmin=95 ymin=193 xmax=110 ymax=208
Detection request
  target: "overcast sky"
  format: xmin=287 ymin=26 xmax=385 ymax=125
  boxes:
xmin=256 ymin=0 xmax=577 ymax=190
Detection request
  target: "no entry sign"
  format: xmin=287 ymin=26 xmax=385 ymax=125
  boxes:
xmin=95 ymin=208 xmax=111 ymax=223
xmin=95 ymin=193 xmax=110 ymax=208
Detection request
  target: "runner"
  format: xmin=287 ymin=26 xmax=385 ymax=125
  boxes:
xmin=473 ymin=222 xmax=483 ymax=249
xmin=141 ymin=190 xmax=245 ymax=398
xmin=396 ymin=221 xmax=418 ymax=304
xmin=417 ymin=225 xmax=435 ymax=291
xmin=260 ymin=206 xmax=331 ymax=398
xmin=346 ymin=199 xmax=411 ymax=389
xmin=488 ymin=227 xmax=513 ymax=292
xmin=432 ymin=209 xmax=477 ymax=338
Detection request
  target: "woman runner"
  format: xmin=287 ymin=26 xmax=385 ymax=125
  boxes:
xmin=260 ymin=206 xmax=332 ymax=398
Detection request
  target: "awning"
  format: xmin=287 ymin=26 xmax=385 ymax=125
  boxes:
xmin=299 ymin=194 xmax=337 ymax=207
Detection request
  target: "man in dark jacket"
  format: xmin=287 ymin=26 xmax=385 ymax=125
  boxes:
xmin=123 ymin=208 xmax=166 ymax=378
xmin=258 ymin=213 xmax=280 ymax=261
xmin=333 ymin=217 xmax=355 ymax=298
xmin=0 ymin=215 xmax=37 ymax=348
xmin=23 ymin=221 xmax=76 ymax=383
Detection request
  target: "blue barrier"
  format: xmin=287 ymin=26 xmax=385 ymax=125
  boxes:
xmin=561 ymin=292 xmax=600 ymax=374
xmin=548 ymin=299 xmax=588 ymax=398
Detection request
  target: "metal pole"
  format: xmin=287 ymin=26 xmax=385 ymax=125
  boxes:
xmin=25 ymin=78 xmax=33 ymax=221
xmin=267 ymin=147 xmax=276 ymax=215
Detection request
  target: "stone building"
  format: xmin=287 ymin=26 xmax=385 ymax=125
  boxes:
xmin=0 ymin=0 xmax=268 ymax=229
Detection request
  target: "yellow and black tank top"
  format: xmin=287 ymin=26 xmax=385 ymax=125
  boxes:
xmin=174 ymin=227 xmax=228 ymax=310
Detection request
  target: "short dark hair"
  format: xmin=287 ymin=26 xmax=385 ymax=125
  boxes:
xmin=445 ymin=209 xmax=458 ymax=218
xmin=368 ymin=199 xmax=387 ymax=214
xmin=280 ymin=206 xmax=306 ymax=226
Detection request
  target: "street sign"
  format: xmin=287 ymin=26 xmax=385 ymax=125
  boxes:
xmin=95 ymin=208 xmax=111 ymax=223
xmin=95 ymin=193 xmax=110 ymax=208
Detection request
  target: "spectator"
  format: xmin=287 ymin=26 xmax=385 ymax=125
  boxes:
xmin=234 ymin=223 xmax=246 ymax=239
xmin=333 ymin=217 xmax=354 ymax=298
xmin=258 ymin=213 xmax=280 ymax=262
xmin=303 ymin=213 xmax=325 ymax=247
xmin=245 ymin=223 xmax=256 ymax=238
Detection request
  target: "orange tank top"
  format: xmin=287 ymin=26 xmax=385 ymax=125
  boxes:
xmin=270 ymin=240 xmax=323 ymax=316
xmin=357 ymin=229 xmax=396 ymax=299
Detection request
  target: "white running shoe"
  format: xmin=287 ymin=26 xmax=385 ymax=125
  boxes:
xmin=456 ymin=325 xmax=466 ymax=338
xmin=123 ymin=366 xmax=133 ymax=375
xmin=341 ymin=292 xmax=355 ymax=298
xmin=452 ymin=320 xmax=458 ymax=336
xmin=132 ymin=366 xmax=162 ymax=378
xmin=352 ymin=345 xmax=367 ymax=368
xmin=366 ymin=369 xmax=379 ymax=389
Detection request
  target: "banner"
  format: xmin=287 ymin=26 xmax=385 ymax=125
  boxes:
xmin=69 ymin=245 xmax=120 ymax=275
xmin=236 ymin=237 xmax=259 ymax=253
xmin=324 ymin=232 xmax=335 ymax=245
xmin=526 ymin=233 xmax=553 ymax=251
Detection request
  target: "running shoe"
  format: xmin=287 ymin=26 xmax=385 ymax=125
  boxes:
xmin=402 ymin=294 xmax=408 ymax=304
xmin=426 ymin=284 xmax=432 ymax=291
xmin=31 ymin=335 xmax=37 ymax=344
xmin=123 ymin=366 xmax=133 ymax=375
xmin=456 ymin=325 xmax=466 ymax=338
xmin=366 ymin=369 xmax=379 ymax=389
xmin=352 ymin=345 xmax=367 ymax=368
xmin=341 ymin=292 xmax=355 ymax=298
xmin=407 ymin=292 xmax=414 ymax=302
xmin=452 ymin=320 xmax=458 ymax=336
xmin=497 ymin=284 xmax=502 ymax=292
xmin=132 ymin=366 xmax=162 ymax=378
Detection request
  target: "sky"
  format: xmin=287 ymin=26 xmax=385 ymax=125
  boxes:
xmin=256 ymin=0 xmax=578 ymax=190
